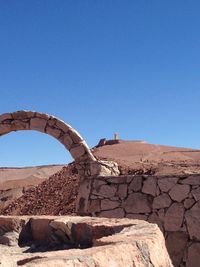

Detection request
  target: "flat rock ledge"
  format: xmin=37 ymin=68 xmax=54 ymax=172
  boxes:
xmin=0 ymin=216 xmax=173 ymax=267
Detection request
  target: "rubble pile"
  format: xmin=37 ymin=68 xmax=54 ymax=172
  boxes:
xmin=2 ymin=165 xmax=79 ymax=216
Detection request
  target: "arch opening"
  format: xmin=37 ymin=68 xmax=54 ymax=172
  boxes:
xmin=0 ymin=110 xmax=96 ymax=164
xmin=0 ymin=130 xmax=73 ymax=167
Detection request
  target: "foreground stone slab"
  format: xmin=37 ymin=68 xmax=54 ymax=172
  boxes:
xmin=0 ymin=216 xmax=173 ymax=267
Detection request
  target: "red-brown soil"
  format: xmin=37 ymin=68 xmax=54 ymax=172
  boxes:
xmin=0 ymin=165 xmax=64 ymax=212
xmin=2 ymin=164 xmax=79 ymax=215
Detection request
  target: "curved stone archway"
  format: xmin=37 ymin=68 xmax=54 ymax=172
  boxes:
xmin=0 ymin=110 xmax=96 ymax=163
xmin=0 ymin=110 xmax=120 ymax=213
xmin=0 ymin=110 xmax=119 ymax=181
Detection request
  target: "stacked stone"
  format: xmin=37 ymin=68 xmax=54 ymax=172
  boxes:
xmin=0 ymin=110 xmax=120 ymax=178
xmin=0 ymin=110 xmax=95 ymax=163
xmin=78 ymin=174 xmax=200 ymax=267
xmin=0 ymin=216 xmax=173 ymax=267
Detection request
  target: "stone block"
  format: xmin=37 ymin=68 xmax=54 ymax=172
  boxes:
xmin=70 ymin=144 xmax=86 ymax=159
xmin=0 ymin=216 xmax=174 ymax=267
xmin=129 ymin=176 xmax=143 ymax=192
xmin=0 ymin=124 xmax=13 ymax=135
xmin=180 ymin=175 xmax=200 ymax=185
xmin=30 ymin=218 xmax=53 ymax=241
xmin=158 ymin=177 xmax=178 ymax=192
xmin=166 ymin=231 xmax=188 ymax=267
xmin=76 ymin=179 xmax=92 ymax=215
xmin=186 ymin=243 xmax=200 ymax=267
xmin=11 ymin=120 xmax=28 ymax=130
xmin=156 ymin=186 xmax=160 ymax=196
xmin=164 ymin=203 xmax=184 ymax=231
xmin=89 ymin=161 xmax=119 ymax=177
xmin=152 ymin=193 xmax=172 ymax=209
xmin=35 ymin=112 xmax=50 ymax=120
xmin=169 ymin=184 xmax=190 ymax=202
xmin=93 ymin=179 xmax=106 ymax=188
xmin=0 ymin=113 xmax=12 ymax=122
xmin=185 ymin=201 xmax=200 ymax=240
xmin=59 ymin=133 xmax=73 ymax=149
xmin=30 ymin=118 xmax=47 ymax=132
xmin=46 ymin=126 xmax=62 ymax=139
xmin=96 ymin=185 xmax=117 ymax=198
xmin=47 ymin=118 xmax=58 ymax=128
xmin=68 ymin=128 xmax=83 ymax=143
xmin=12 ymin=110 xmax=35 ymax=120
xmin=142 ymin=177 xmax=157 ymax=196
xmin=123 ymin=193 xmax=152 ymax=213
xmin=0 ymin=217 xmax=24 ymax=234
xmin=99 ymin=208 xmax=125 ymax=218
xmin=101 ymin=199 xmax=120 ymax=210
xmin=99 ymin=161 xmax=120 ymax=176
xmin=88 ymin=199 xmax=101 ymax=213
xmin=191 ymin=187 xmax=200 ymax=201
xmin=117 ymin=184 xmax=128 ymax=199
xmin=184 ymin=198 xmax=195 ymax=209
xmin=55 ymin=119 xmax=72 ymax=132
xmin=107 ymin=176 xmax=127 ymax=184
xmin=0 ymin=231 xmax=19 ymax=246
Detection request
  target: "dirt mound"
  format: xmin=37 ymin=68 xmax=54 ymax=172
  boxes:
xmin=0 ymin=165 xmax=65 ymax=212
xmin=2 ymin=165 xmax=79 ymax=216
xmin=93 ymin=140 xmax=200 ymax=175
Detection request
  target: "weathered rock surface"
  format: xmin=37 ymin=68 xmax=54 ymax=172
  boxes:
xmin=158 ymin=177 xmax=178 ymax=192
xmin=123 ymin=192 xmax=152 ymax=213
xmin=152 ymin=193 xmax=172 ymax=209
xmin=169 ymin=184 xmax=190 ymax=202
xmin=185 ymin=200 xmax=200 ymax=240
xmin=166 ymin=232 xmax=188 ymax=267
xmin=164 ymin=203 xmax=184 ymax=231
xmin=142 ymin=177 xmax=157 ymax=196
xmin=186 ymin=243 xmax=200 ymax=267
xmin=0 ymin=216 xmax=173 ymax=267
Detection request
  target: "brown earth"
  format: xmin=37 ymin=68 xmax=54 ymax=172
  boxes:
xmin=1 ymin=140 xmax=200 ymax=216
xmin=93 ymin=140 xmax=200 ymax=175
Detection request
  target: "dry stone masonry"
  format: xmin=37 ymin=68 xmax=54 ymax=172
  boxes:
xmin=0 ymin=110 xmax=119 ymax=178
xmin=2 ymin=110 xmax=200 ymax=266
xmin=0 ymin=216 xmax=173 ymax=267
xmin=76 ymin=173 xmax=200 ymax=267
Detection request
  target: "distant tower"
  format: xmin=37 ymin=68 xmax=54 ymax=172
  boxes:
xmin=114 ymin=132 xmax=119 ymax=140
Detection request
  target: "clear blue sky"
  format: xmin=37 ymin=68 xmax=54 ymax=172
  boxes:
xmin=0 ymin=1 xmax=200 ymax=167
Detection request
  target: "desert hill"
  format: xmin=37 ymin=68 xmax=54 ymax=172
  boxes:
xmin=0 ymin=165 xmax=64 ymax=211
xmin=93 ymin=140 xmax=200 ymax=175
xmin=0 ymin=165 xmax=63 ymax=185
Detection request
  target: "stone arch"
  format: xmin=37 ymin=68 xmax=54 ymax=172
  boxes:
xmin=0 ymin=110 xmax=96 ymax=163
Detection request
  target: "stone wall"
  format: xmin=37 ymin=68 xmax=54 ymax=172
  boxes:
xmin=76 ymin=174 xmax=200 ymax=267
